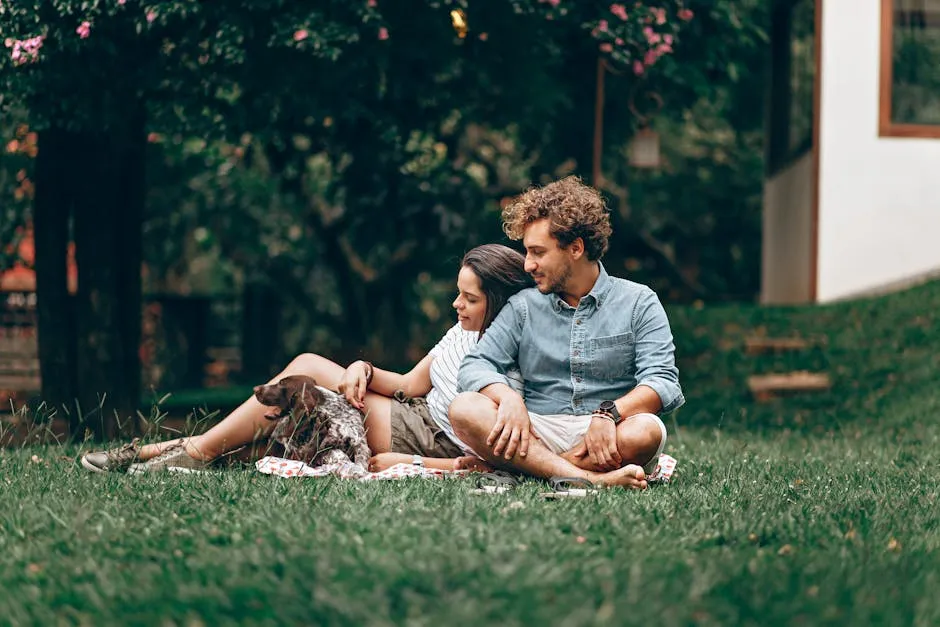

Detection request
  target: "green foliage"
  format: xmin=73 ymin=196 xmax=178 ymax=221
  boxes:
xmin=598 ymin=0 xmax=771 ymax=301
xmin=0 ymin=111 xmax=34 ymax=271
xmin=2 ymin=0 xmax=699 ymax=370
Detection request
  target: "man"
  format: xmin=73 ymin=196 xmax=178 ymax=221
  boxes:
xmin=450 ymin=176 xmax=684 ymax=490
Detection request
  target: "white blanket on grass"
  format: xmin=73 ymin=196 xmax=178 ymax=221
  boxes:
xmin=255 ymin=454 xmax=678 ymax=483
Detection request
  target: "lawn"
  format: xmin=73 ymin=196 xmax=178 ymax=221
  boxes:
xmin=3 ymin=280 xmax=940 ymax=626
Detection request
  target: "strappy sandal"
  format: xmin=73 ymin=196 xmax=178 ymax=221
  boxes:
xmin=468 ymin=470 xmax=520 ymax=494
xmin=540 ymin=476 xmax=600 ymax=499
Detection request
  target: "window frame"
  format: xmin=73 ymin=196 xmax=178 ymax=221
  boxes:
xmin=879 ymin=0 xmax=940 ymax=138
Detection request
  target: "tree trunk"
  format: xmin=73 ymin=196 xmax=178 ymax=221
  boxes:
xmin=33 ymin=129 xmax=78 ymax=431
xmin=70 ymin=111 xmax=145 ymax=441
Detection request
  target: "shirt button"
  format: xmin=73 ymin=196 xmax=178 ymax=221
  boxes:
xmin=573 ymin=350 xmax=580 ymax=356
xmin=575 ymin=377 xmax=582 ymax=382
xmin=576 ymin=320 xmax=582 ymax=325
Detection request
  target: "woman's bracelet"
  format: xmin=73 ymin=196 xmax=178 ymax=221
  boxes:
xmin=361 ymin=360 xmax=374 ymax=385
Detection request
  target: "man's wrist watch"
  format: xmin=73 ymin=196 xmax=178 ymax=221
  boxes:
xmin=596 ymin=400 xmax=622 ymax=425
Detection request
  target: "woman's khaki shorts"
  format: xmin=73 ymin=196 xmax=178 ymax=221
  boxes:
xmin=389 ymin=391 xmax=463 ymax=459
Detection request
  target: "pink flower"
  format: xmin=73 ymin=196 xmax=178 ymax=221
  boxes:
xmin=76 ymin=21 xmax=92 ymax=39
xmin=293 ymin=29 xmax=308 ymax=42
xmin=664 ymin=34 xmax=674 ymax=45
xmin=378 ymin=26 xmax=389 ymax=40
xmin=368 ymin=0 xmax=377 ymax=6
xmin=8 ymin=35 xmax=44 ymax=66
xmin=678 ymin=8 xmax=694 ymax=21
xmin=146 ymin=10 xmax=157 ymax=23
xmin=610 ymin=4 xmax=628 ymax=20
xmin=478 ymin=32 xmax=489 ymax=41
xmin=651 ymin=7 xmax=666 ymax=25
xmin=598 ymin=19 xmax=609 ymax=32
xmin=540 ymin=0 xmax=561 ymax=6
xmin=599 ymin=42 xmax=613 ymax=52
xmin=643 ymin=26 xmax=661 ymax=44
xmin=633 ymin=60 xmax=645 ymax=75
xmin=118 ymin=0 xmax=126 ymax=5
xmin=615 ymin=37 xmax=624 ymax=46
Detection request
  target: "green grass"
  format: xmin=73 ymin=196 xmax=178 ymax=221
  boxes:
xmin=3 ymin=280 xmax=940 ymax=625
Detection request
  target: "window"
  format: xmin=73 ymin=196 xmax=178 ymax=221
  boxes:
xmin=880 ymin=0 xmax=940 ymax=137
xmin=768 ymin=0 xmax=817 ymax=175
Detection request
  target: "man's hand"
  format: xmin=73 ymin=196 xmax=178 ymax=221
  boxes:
xmin=486 ymin=395 xmax=531 ymax=459
xmin=582 ymin=414 xmax=622 ymax=471
xmin=336 ymin=361 xmax=370 ymax=410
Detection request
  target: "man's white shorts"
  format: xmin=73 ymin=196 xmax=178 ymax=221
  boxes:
xmin=528 ymin=411 xmax=667 ymax=473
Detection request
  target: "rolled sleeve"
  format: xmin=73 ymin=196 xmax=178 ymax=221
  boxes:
xmin=633 ymin=289 xmax=685 ymax=414
xmin=457 ymin=297 xmax=525 ymax=394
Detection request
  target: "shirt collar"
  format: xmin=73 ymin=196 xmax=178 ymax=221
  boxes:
xmin=551 ymin=262 xmax=611 ymax=311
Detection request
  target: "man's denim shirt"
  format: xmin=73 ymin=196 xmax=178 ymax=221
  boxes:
xmin=457 ymin=263 xmax=685 ymax=416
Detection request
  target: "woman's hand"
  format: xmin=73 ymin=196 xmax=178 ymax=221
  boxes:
xmin=368 ymin=453 xmax=413 ymax=472
xmin=337 ymin=361 xmax=371 ymax=410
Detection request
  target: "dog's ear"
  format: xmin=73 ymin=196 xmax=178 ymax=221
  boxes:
xmin=295 ymin=380 xmax=322 ymax=415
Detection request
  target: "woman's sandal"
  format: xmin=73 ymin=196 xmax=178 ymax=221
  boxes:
xmin=540 ymin=476 xmax=600 ymax=499
xmin=469 ymin=470 xmax=521 ymax=494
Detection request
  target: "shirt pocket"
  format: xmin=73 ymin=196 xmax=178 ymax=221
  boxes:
xmin=589 ymin=332 xmax=635 ymax=381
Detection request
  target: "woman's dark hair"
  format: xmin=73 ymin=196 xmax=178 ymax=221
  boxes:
xmin=461 ymin=244 xmax=534 ymax=338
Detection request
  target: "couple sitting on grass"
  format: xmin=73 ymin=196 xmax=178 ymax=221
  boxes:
xmin=83 ymin=176 xmax=684 ymax=490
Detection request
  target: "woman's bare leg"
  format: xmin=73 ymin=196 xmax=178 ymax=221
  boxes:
xmin=136 ymin=352 xmax=392 ymax=461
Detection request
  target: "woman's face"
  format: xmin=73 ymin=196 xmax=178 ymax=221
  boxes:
xmin=453 ymin=266 xmax=487 ymax=332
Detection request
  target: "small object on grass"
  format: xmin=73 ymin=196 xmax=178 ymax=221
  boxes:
xmin=744 ymin=336 xmax=816 ymax=355
xmin=469 ymin=470 xmax=520 ymax=494
xmin=540 ymin=476 xmax=599 ymax=499
xmin=747 ymin=371 xmax=831 ymax=402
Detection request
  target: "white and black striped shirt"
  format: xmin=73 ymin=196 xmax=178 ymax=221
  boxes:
xmin=426 ymin=323 xmax=524 ymax=453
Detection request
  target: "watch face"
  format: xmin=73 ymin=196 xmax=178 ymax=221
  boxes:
xmin=600 ymin=401 xmax=616 ymax=412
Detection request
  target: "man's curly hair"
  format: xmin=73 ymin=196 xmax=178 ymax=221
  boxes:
xmin=501 ymin=176 xmax=612 ymax=261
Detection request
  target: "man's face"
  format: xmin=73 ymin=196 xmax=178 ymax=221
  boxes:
xmin=522 ymin=218 xmax=574 ymax=295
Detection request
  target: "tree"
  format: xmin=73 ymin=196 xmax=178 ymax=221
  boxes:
xmin=1 ymin=0 xmax=691 ymax=439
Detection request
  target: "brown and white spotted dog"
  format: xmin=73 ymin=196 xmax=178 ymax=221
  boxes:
xmin=253 ymin=374 xmax=371 ymax=470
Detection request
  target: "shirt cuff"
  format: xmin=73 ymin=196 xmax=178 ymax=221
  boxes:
xmin=458 ymin=371 xmax=511 ymax=394
xmin=637 ymin=379 xmax=686 ymax=414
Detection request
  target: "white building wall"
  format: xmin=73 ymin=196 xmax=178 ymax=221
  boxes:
xmin=817 ymin=0 xmax=940 ymax=301
xmin=762 ymin=154 xmax=815 ymax=304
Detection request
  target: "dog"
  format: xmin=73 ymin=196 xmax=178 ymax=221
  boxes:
xmin=253 ymin=374 xmax=371 ymax=470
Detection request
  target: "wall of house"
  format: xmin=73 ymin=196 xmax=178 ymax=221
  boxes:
xmin=762 ymin=154 xmax=815 ymax=304
xmin=817 ymin=0 xmax=940 ymax=301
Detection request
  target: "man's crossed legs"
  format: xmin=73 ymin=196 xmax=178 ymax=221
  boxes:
xmin=449 ymin=392 xmax=665 ymax=490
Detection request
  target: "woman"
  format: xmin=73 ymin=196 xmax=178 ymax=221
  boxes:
xmin=81 ymin=244 xmax=533 ymax=474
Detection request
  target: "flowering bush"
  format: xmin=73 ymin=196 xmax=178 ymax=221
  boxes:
xmin=0 ymin=1 xmax=692 ymax=130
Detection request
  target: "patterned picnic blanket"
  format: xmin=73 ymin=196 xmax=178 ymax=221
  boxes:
xmin=255 ymin=453 xmax=678 ymax=484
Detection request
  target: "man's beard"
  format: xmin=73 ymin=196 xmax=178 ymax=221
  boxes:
xmin=538 ymin=263 xmax=572 ymax=295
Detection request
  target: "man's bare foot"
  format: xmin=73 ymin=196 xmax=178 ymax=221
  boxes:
xmin=454 ymin=456 xmax=493 ymax=473
xmin=594 ymin=464 xmax=648 ymax=490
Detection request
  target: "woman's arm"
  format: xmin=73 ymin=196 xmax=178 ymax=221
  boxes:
xmin=339 ymin=354 xmax=434 ymax=409
xmin=367 ymin=354 xmax=434 ymax=398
